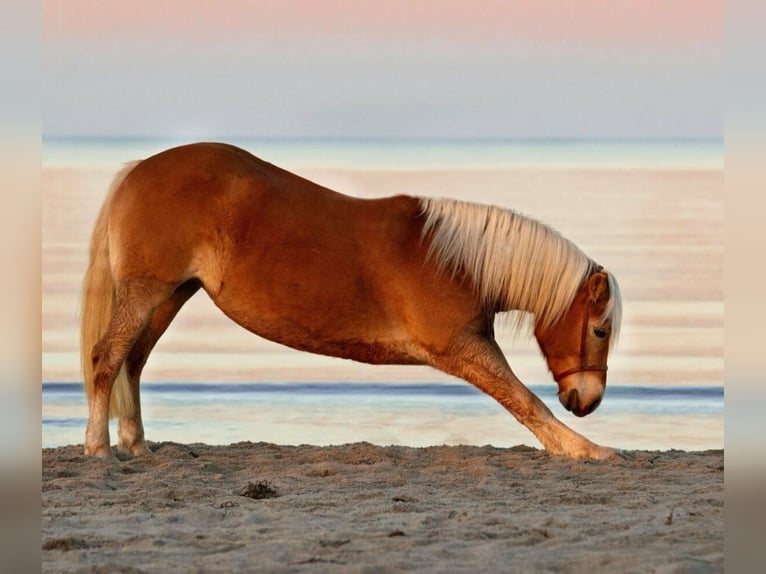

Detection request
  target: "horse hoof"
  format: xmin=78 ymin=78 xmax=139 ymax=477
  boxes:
xmin=83 ymin=444 xmax=115 ymax=459
xmin=118 ymin=442 xmax=151 ymax=457
xmin=588 ymin=445 xmax=618 ymax=460
xmin=131 ymin=444 xmax=151 ymax=456
xmin=594 ymin=446 xmax=635 ymax=461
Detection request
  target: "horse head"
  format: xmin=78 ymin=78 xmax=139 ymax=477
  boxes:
xmin=534 ymin=270 xmax=619 ymax=417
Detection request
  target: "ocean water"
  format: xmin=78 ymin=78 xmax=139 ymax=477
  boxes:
xmin=42 ymin=137 xmax=724 ymax=452
xmin=42 ymin=382 xmax=723 ymax=452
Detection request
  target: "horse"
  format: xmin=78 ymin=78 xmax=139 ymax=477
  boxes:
xmin=80 ymin=142 xmax=622 ymax=460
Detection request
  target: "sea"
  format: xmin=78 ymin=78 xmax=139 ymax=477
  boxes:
xmin=42 ymin=137 xmax=724 ymax=452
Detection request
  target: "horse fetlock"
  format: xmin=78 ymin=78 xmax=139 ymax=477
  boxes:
xmin=83 ymin=440 xmax=113 ymax=458
xmin=84 ymin=416 xmax=112 ymax=457
xmin=118 ymin=419 xmax=150 ymax=456
xmin=118 ymin=439 xmax=150 ymax=457
xmin=563 ymin=440 xmax=616 ymax=460
xmin=534 ymin=422 xmax=608 ymax=460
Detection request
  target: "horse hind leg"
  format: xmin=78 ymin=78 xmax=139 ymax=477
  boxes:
xmin=118 ymin=280 xmax=201 ymax=455
xmin=84 ymin=277 xmax=176 ymax=457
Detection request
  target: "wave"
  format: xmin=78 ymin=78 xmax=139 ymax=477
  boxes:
xmin=42 ymin=381 xmax=723 ymax=398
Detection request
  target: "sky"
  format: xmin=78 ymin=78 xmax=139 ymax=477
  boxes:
xmin=42 ymin=1 xmax=722 ymax=140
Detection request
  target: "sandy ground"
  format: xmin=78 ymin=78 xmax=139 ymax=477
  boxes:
xmin=42 ymin=442 xmax=723 ymax=573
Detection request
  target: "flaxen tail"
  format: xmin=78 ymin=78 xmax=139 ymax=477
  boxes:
xmin=80 ymin=161 xmax=141 ymax=418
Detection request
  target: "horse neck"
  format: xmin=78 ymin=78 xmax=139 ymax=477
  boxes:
xmin=419 ymin=197 xmax=594 ymax=329
xmin=487 ymin=239 xmax=594 ymax=329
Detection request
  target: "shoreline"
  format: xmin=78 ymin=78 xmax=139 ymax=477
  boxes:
xmin=42 ymin=381 xmax=724 ymax=452
xmin=43 ymin=442 xmax=724 ymax=573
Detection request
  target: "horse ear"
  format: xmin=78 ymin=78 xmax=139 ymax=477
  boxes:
xmin=587 ymin=272 xmax=609 ymax=305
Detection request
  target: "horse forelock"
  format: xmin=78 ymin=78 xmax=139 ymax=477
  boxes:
xmin=419 ymin=197 xmax=621 ymax=342
xmin=603 ymin=271 xmax=622 ymax=346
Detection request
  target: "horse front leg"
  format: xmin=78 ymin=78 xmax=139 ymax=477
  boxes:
xmin=431 ymin=338 xmax=615 ymax=460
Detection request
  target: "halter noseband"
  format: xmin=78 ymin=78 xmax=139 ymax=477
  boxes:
xmin=552 ymin=267 xmax=608 ymax=384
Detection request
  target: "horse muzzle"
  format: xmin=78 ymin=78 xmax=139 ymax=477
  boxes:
xmin=557 ymin=372 xmax=606 ymax=417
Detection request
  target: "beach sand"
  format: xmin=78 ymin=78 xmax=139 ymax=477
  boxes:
xmin=42 ymin=442 xmax=723 ymax=573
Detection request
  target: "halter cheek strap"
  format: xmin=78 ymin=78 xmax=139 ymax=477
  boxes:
xmin=552 ymin=306 xmax=608 ymax=383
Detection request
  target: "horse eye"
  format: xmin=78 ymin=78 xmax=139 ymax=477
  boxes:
xmin=593 ymin=328 xmax=608 ymax=339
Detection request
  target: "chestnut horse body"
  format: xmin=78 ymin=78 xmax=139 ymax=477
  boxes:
xmin=81 ymin=142 xmax=622 ymax=459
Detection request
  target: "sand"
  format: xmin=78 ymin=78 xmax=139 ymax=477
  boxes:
xmin=42 ymin=442 xmax=723 ymax=573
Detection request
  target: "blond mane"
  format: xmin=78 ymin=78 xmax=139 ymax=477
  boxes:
xmin=419 ymin=197 xmax=621 ymax=339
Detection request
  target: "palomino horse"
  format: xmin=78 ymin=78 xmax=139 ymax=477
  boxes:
xmin=81 ymin=142 xmax=622 ymax=460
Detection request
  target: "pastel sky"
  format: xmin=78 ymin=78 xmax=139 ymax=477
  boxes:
xmin=43 ymin=1 xmax=722 ymax=139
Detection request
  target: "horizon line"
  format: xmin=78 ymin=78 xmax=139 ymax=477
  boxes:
xmin=42 ymin=134 xmax=724 ymax=144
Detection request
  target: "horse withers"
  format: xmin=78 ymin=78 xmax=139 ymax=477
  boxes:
xmin=80 ymin=142 xmax=622 ymax=459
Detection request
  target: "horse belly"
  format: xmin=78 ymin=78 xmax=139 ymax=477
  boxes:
xmin=210 ymin=278 xmax=424 ymax=365
xmin=209 ymin=229 xmax=425 ymax=365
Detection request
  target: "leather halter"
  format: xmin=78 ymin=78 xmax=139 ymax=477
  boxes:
xmin=552 ymin=273 xmax=609 ymax=384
